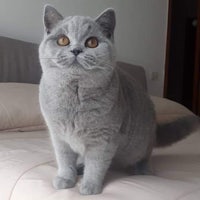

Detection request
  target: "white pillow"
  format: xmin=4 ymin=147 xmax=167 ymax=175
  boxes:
xmin=0 ymin=83 xmax=46 ymax=132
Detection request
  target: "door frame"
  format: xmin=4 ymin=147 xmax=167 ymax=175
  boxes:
xmin=163 ymin=0 xmax=172 ymax=98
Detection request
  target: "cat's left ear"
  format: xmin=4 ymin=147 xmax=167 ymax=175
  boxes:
xmin=95 ymin=8 xmax=116 ymax=40
xmin=43 ymin=5 xmax=64 ymax=34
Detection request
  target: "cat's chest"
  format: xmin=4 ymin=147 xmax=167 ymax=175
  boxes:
xmin=41 ymin=81 xmax=100 ymax=129
xmin=42 ymin=82 xmax=80 ymax=115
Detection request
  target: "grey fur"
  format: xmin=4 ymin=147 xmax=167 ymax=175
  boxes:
xmin=156 ymin=115 xmax=200 ymax=147
xmin=39 ymin=6 xmax=200 ymax=195
xmin=44 ymin=5 xmax=63 ymax=34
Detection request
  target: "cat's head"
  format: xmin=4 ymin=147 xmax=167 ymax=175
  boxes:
xmin=39 ymin=5 xmax=116 ymax=78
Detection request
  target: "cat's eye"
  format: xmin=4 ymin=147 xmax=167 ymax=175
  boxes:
xmin=57 ymin=35 xmax=70 ymax=46
xmin=85 ymin=37 xmax=98 ymax=48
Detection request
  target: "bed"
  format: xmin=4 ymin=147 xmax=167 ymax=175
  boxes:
xmin=0 ymin=36 xmax=200 ymax=200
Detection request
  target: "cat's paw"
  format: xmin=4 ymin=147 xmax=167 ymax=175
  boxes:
xmin=53 ymin=176 xmax=76 ymax=189
xmin=79 ymin=181 xmax=102 ymax=195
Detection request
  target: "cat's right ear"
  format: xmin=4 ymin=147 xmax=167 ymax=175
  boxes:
xmin=43 ymin=5 xmax=63 ymax=34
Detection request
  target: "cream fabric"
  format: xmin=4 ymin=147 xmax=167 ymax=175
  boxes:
xmin=0 ymin=130 xmax=200 ymax=200
xmin=0 ymin=83 xmax=193 ymax=132
xmin=0 ymin=83 xmax=46 ymax=132
xmin=0 ymin=88 xmax=200 ymax=199
xmin=151 ymin=96 xmax=194 ymax=124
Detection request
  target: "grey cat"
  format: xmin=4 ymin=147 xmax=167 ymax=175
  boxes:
xmin=39 ymin=5 xmax=200 ymax=195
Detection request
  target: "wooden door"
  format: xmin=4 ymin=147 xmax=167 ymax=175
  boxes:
xmin=164 ymin=0 xmax=200 ymax=115
xmin=193 ymin=0 xmax=200 ymax=115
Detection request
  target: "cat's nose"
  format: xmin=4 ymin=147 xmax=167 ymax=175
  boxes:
xmin=71 ymin=48 xmax=83 ymax=56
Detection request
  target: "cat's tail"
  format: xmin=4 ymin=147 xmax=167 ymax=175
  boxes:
xmin=155 ymin=115 xmax=200 ymax=147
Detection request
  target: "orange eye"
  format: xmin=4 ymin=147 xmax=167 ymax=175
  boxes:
xmin=57 ymin=35 xmax=70 ymax=46
xmin=85 ymin=37 xmax=98 ymax=48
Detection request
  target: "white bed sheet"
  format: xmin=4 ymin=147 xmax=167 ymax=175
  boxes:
xmin=1 ymin=130 xmax=200 ymax=200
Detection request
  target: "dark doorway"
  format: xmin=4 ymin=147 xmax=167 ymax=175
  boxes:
xmin=164 ymin=0 xmax=200 ymax=114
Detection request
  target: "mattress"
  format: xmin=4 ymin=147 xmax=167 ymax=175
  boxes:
xmin=1 ymin=130 xmax=200 ymax=200
xmin=0 ymin=83 xmax=200 ymax=199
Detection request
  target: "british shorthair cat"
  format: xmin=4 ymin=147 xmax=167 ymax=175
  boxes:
xmin=39 ymin=5 xmax=200 ymax=195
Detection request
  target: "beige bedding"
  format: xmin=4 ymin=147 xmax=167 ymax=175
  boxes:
xmin=0 ymin=130 xmax=200 ymax=200
xmin=1 ymin=83 xmax=200 ymax=199
xmin=0 ymin=83 xmax=45 ymax=132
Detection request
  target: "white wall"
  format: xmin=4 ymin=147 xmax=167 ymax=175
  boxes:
xmin=0 ymin=0 xmax=168 ymax=96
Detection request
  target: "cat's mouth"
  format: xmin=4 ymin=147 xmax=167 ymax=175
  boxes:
xmin=56 ymin=54 xmax=96 ymax=70
xmin=57 ymin=55 xmax=81 ymax=68
xmin=70 ymin=56 xmax=91 ymax=69
xmin=71 ymin=57 xmax=82 ymax=67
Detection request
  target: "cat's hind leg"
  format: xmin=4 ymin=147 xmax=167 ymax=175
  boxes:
xmin=127 ymin=158 xmax=153 ymax=175
xmin=77 ymin=163 xmax=84 ymax=175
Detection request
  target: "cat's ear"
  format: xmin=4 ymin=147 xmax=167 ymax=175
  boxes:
xmin=43 ymin=5 xmax=63 ymax=34
xmin=95 ymin=8 xmax=116 ymax=40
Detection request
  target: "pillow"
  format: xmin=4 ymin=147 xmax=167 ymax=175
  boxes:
xmin=151 ymin=96 xmax=194 ymax=124
xmin=0 ymin=83 xmax=46 ymax=132
xmin=0 ymin=84 xmax=193 ymax=132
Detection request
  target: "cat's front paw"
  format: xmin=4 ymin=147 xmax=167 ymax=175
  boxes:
xmin=53 ymin=176 xmax=76 ymax=189
xmin=79 ymin=181 xmax=102 ymax=195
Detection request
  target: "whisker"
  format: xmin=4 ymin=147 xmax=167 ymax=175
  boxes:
xmin=57 ymin=58 xmax=69 ymax=64
xmin=39 ymin=57 xmax=59 ymax=60
xmin=60 ymin=55 xmax=69 ymax=58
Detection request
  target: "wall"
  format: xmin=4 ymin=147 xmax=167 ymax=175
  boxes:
xmin=0 ymin=0 xmax=168 ymax=96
